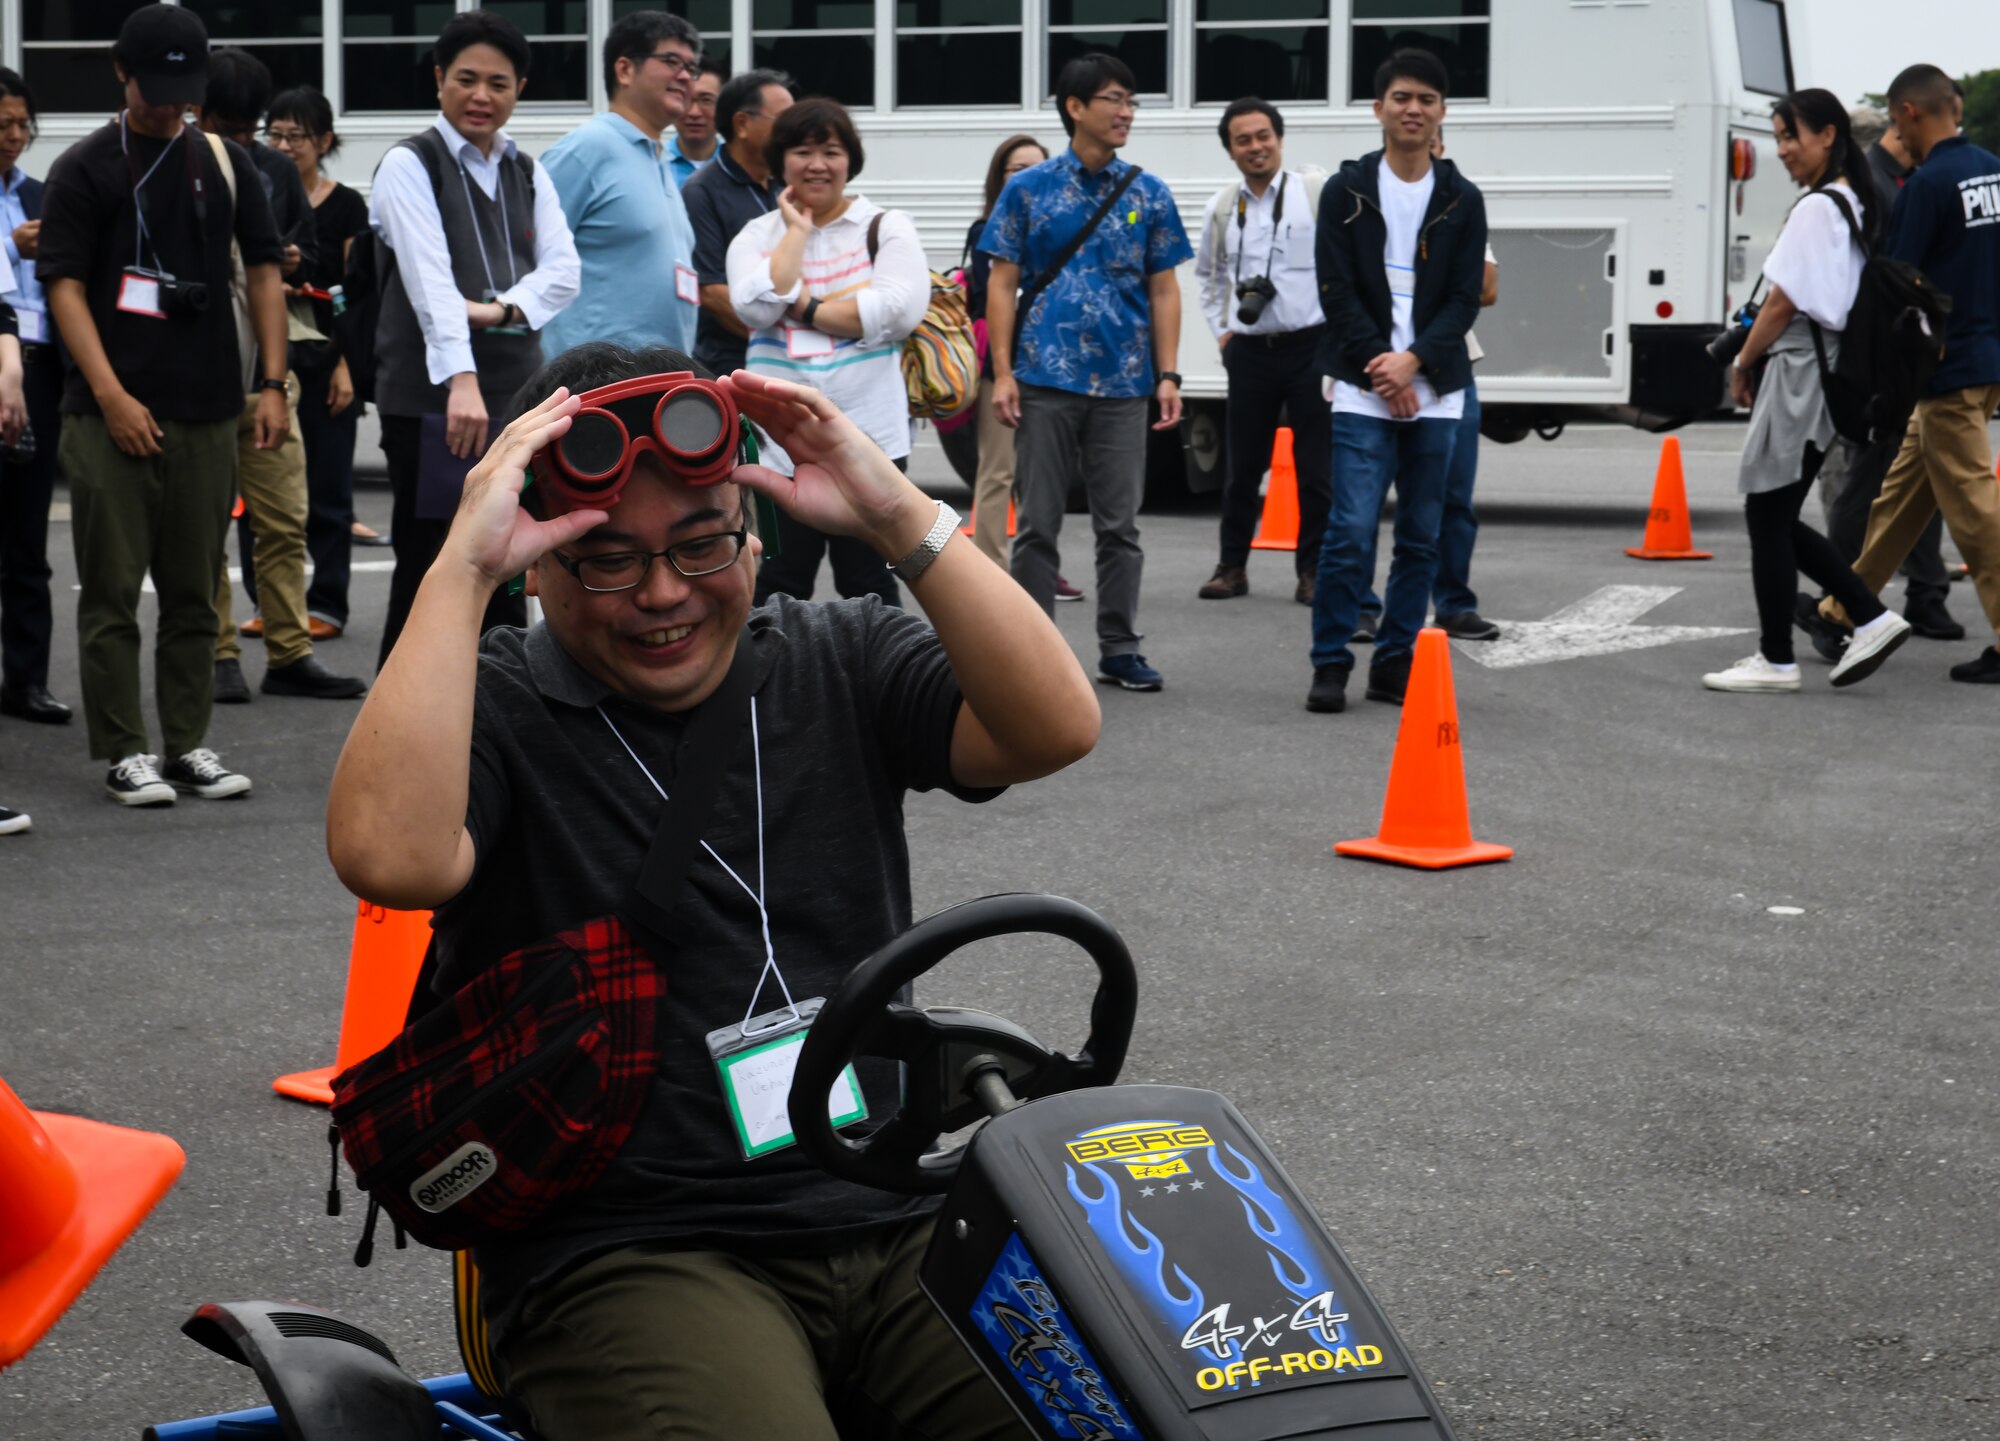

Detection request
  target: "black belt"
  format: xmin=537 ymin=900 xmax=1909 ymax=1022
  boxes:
xmin=1237 ymin=323 xmax=1323 ymax=350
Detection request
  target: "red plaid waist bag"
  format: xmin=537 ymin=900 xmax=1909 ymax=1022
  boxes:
xmin=329 ymin=915 xmax=664 ymax=1255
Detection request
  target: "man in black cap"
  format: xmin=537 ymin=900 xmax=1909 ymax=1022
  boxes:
xmin=39 ymin=3 xmax=289 ymax=806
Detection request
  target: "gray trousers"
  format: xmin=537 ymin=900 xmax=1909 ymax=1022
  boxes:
xmin=1010 ymin=383 xmax=1148 ymax=656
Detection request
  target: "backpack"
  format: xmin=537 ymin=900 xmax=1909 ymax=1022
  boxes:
xmin=1805 ymin=188 xmax=1953 ymax=444
xmin=343 ymin=131 xmax=537 ymax=405
xmin=866 ymin=212 xmax=979 ymax=421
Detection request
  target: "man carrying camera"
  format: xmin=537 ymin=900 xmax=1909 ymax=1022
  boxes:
xmin=1194 ymin=97 xmax=1329 ymax=607
xmin=40 ymin=4 xmax=287 ymax=804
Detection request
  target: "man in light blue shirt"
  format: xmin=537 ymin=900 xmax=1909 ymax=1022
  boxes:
xmin=541 ymin=11 xmax=701 ymax=358
xmin=665 ymin=54 xmax=724 ymax=190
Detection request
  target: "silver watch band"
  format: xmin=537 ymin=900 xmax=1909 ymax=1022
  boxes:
xmin=888 ymin=499 xmax=959 ymax=584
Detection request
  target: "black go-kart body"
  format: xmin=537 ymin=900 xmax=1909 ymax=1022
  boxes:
xmin=149 ymin=895 xmax=1458 ymax=1441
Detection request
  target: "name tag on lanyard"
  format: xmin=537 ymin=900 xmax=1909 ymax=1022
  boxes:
xmin=706 ymin=998 xmax=867 ymax=1160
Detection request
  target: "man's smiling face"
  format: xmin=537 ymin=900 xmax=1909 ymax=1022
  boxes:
xmin=528 ymin=461 xmax=757 ymax=712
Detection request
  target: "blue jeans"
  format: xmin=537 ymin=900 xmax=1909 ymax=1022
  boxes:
xmin=1357 ymin=384 xmax=1481 ymax=619
xmin=1311 ymin=412 xmax=1457 ymax=671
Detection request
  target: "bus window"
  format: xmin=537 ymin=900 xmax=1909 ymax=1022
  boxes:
xmin=1733 ymin=0 xmax=1793 ymax=97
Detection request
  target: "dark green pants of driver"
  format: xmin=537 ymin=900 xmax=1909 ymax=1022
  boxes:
xmin=500 ymin=1215 xmax=1035 ymax=1441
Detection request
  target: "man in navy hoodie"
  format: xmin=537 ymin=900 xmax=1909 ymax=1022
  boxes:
xmin=1829 ymin=63 xmax=2000 ymax=683
xmin=1306 ymin=48 xmax=1486 ymax=713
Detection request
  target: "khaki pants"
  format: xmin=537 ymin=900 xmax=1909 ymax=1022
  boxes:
xmin=1824 ymin=383 xmax=2000 ymax=637
xmin=62 ymin=411 xmax=237 ymax=761
xmin=215 ymin=377 xmax=312 ymax=667
xmin=500 ymin=1215 xmax=1033 ymax=1441
xmin=970 ymin=378 xmax=1014 ymax=567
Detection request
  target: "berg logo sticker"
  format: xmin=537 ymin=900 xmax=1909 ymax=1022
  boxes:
xmin=1066 ymin=1119 xmax=1214 ymax=1179
xmin=410 ymin=1141 xmax=499 ymax=1212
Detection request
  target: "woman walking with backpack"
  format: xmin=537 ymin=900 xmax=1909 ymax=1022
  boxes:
xmin=1703 ymin=88 xmax=1911 ymax=694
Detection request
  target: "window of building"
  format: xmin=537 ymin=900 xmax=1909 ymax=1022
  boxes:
xmin=1194 ymin=0 xmax=1330 ymax=106
xmin=343 ymin=0 xmax=460 ymax=114
xmin=480 ymin=2 xmax=588 ymax=103
xmin=611 ymin=0 xmax=732 ymax=75
xmin=1731 ymin=0 xmax=1791 ymax=96
xmin=753 ymin=0 xmax=874 ymax=108
xmin=1048 ymin=0 xmax=1168 ymax=100
xmin=181 ymin=0 xmax=325 ymax=96
xmin=896 ymin=0 xmax=1021 ymax=109
xmin=1348 ymin=0 xmax=1489 ymax=104
xmin=21 ymin=0 xmax=151 ymax=115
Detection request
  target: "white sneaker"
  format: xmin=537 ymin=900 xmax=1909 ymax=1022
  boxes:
xmin=0 ymin=805 xmax=29 ymax=834
xmin=163 ymin=747 xmax=252 ymax=799
xmin=1702 ymin=654 xmax=1802 ymax=693
xmin=106 ymin=753 xmax=176 ymax=806
xmin=1829 ymin=611 xmax=1912 ymax=688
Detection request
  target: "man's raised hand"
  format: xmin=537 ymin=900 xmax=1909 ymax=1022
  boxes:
xmin=444 ymin=388 xmax=608 ymax=586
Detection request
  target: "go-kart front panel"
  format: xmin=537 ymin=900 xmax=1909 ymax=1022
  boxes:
xmin=920 ymin=1085 xmax=1458 ymax=1441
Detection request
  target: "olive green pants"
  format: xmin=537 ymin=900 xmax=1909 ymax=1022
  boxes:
xmin=63 ymin=411 xmax=236 ymax=761
xmin=500 ymin=1216 xmax=1034 ymax=1441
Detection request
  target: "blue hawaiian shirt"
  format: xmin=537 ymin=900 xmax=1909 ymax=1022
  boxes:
xmin=979 ymin=148 xmax=1192 ymax=399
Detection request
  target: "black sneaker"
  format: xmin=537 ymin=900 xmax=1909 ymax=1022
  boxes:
xmin=1435 ymin=611 xmax=1501 ymax=641
xmin=0 ymin=805 xmax=29 ymax=835
xmin=214 ymin=658 xmax=252 ymax=704
xmin=1948 ymin=646 xmax=2000 ymax=684
xmin=1353 ymin=612 xmax=1380 ymax=644
xmin=1904 ymin=597 xmax=1966 ymax=641
xmin=163 ymin=747 xmax=252 ymax=799
xmin=1306 ymin=665 xmax=1348 ymax=713
xmin=1365 ymin=654 xmax=1412 ymax=705
xmin=106 ymin=753 xmax=176 ymax=807
xmin=1793 ymin=593 xmax=1847 ymax=664
xmin=262 ymin=655 xmax=368 ymax=699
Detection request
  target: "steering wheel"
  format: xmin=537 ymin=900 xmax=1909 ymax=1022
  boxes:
xmin=789 ymin=893 xmax=1138 ymax=1195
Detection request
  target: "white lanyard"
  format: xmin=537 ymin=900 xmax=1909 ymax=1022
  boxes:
xmin=121 ymin=111 xmax=186 ymax=272
xmin=597 ymin=695 xmax=799 ymax=1036
xmin=456 ymin=155 xmax=520 ymax=300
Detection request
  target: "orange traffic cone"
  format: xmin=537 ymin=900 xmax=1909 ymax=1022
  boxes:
xmin=957 ymin=499 xmax=1018 ymax=539
xmin=1335 ymin=628 xmax=1513 ymax=870
xmin=0 ymin=1077 xmax=184 ymax=1366
xmin=273 ymin=901 xmax=433 ymax=1106
xmin=1251 ymin=428 xmax=1301 ymax=552
xmin=1625 ymin=436 xmax=1712 ymax=560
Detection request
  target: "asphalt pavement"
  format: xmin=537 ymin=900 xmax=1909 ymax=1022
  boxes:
xmin=2 ymin=419 xmax=1997 ymax=1439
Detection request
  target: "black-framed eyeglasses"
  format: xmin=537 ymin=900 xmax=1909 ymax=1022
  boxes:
xmin=263 ymin=125 xmax=316 ymax=146
xmin=643 ymin=51 xmax=703 ymax=78
xmin=552 ymin=529 xmax=749 ymax=591
xmin=1090 ymin=91 xmax=1140 ymax=110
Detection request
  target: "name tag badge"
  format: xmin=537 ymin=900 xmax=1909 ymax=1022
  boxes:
xmin=675 ymin=264 xmax=700 ymax=305
xmin=786 ymin=325 xmax=835 ymax=361
xmin=706 ymin=997 xmax=867 ymax=1160
xmin=16 ymin=307 xmax=46 ymax=344
xmin=117 ymin=269 xmax=167 ymax=319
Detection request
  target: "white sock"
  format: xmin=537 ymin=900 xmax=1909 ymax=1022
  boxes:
xmin=1763 ymin=656 xmax=1800 ymax=674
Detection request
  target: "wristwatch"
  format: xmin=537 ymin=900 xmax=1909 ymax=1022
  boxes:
xmin=803 ymin=296 xmax=823 ymax=327
xmin=1157 ymin=370 xmax=1184 ymax=387
xmin=256 ymin=377 xmax=287 ymax=392
xmin=888 ymin=499 xmax=959 ymax=584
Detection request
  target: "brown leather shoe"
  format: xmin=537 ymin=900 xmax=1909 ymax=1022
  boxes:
xmin=1294 ymin=574 xmax=1315 ymax=606
xmin=308 ymin=617 xmax=344 ymax=641
xmin=1198 ymin=565 xmax=1248 ymax=600
xmin=236 ymin=615 xmax=264 ymax=639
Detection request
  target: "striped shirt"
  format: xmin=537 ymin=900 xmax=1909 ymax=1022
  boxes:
xmin=726 ymin=196 xmax=930 ymax=472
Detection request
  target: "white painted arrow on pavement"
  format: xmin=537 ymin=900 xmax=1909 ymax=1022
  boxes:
xmin=1453 ymin=585 xmax=1749 ymax=669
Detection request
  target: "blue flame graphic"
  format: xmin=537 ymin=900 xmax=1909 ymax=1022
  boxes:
xmin=1207 ymin=1141 xmax=1346 ymax=1348
xmin=1065 ymin=1159 xmax=1232 ymax=1363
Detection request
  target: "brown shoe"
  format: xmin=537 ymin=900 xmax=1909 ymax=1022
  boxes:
xmin=1294 ymin=574 xmax=1315 ymax=606
xmin=308 ymin=617 xmax=344 ymax=641
xmin=237 ymin=615 xmax=264 ymax=639
xmin=1198 ymin=565 xmax=1248 ymax=600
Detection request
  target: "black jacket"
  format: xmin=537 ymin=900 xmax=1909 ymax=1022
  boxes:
xmin=1313 ymin=151 xmax=1486 ymax=398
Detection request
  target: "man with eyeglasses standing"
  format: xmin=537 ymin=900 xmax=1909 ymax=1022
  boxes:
xmin=682 ymin=68 xmax=793 ymax=378
xmin=368 ymin=8 xmax=579 ymax=667
xmin=542 ymin=12 xmax=701 ymax=362
xmin=983 ymin=54 xmax=1192 ymax=693
xmin=667 ymin=55 xmax=727 ymax=188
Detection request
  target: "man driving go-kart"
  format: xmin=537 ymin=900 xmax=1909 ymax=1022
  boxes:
xmin=324 ymin=340 xmax=1101 ymax=1439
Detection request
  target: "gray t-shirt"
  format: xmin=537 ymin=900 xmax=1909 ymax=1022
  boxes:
xmin=436 ymin=596 xmax=1001 ymax=1332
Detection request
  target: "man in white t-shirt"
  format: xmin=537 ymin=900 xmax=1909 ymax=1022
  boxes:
xmin=1306 ymin=48 xmax=1487 ymax=713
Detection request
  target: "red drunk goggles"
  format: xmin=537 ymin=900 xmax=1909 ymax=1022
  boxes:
xmin=529 ymin=372 xmax=748 ymax=514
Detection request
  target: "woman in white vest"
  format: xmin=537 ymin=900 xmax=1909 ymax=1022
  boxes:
xmin=728 ymin=97 xmax=928 ymax=606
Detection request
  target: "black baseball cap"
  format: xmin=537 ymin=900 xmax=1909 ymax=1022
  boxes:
xmin=114 ymin=4 xmax=210 ymax=108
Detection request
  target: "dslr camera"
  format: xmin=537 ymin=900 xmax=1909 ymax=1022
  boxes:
xmin=1705 ymin=297 xmax=1760 ymax=368
xmin=1235 ymin=275 xmax=1277 ymax=327
xmin=155 ymin=272 xmax=210 ymax=319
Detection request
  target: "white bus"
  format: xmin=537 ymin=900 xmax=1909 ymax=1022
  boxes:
xmin=12 ymin=0 xmax=1806 ymax=493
